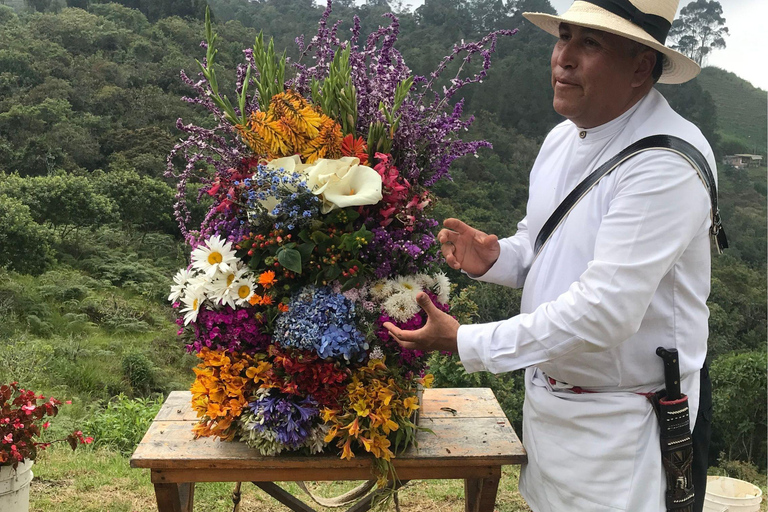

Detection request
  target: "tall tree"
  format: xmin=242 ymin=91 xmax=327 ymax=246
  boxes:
xmin=668 ymin=0 xmax=728 ymax=65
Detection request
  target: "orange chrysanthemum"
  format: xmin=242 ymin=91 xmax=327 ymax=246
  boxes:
xmin=258 ymin=270 xmax=277 ymax=288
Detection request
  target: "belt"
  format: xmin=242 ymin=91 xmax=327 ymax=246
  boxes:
xmin=546 ymin=376 xmax=596 ymax=394
xmin=544 ymin=373 xmax=656 ymax=398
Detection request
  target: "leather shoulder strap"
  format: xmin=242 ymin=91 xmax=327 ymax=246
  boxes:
xmin=533 ymin=134 xmax=727 ymax=259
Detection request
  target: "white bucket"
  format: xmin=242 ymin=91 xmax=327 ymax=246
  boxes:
xmin=0 ymin=460 xmax=33 ymax=512
xmin=704 ymin=475 xmax=763 ymax=512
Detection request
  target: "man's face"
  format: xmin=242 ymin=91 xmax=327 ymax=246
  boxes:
xmin=551 ymin=23 xmax=647 ymax=128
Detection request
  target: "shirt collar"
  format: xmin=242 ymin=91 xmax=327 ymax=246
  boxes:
xmin=572 ymin=93 xmax=649 ymax=143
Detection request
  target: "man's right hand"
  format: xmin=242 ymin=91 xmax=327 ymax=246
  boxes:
xmin=438 ymin=218 xmax=500 ymax=276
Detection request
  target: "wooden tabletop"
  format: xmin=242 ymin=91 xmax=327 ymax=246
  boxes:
xmin=130 ymin=388 xmax=526 ymax=480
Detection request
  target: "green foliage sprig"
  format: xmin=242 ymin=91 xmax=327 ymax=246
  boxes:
xmin=197 ymin=7 xmax=250 ymax=126
xmin=311 ymin=47 xmax=358 ymax=136
xmin=367 ymin=77 xmax=413 ymax=161
xmin=252 ymin=32 xmax=286 ymax=111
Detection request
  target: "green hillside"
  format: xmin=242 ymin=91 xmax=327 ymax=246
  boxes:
xmin=697 ymin=66 xmax=767 ymax=154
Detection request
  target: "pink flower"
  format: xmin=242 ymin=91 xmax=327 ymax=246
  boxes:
xmin=2 ymin=434 xmax=12 ymax=444
xmin=21 ymin=403 xmax=36 ymax=414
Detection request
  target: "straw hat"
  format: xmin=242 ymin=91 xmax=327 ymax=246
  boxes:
xmin=523 ymin=0 xmax=700 ymax=84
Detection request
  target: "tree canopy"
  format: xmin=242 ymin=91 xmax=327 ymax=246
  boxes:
xmin=669 ymin=0 xmax=728 ymax=66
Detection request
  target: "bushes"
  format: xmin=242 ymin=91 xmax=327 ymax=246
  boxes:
xmin=84 ymin=394 xmax=163 ymax=455
xmin=0 ymin=194 xmax=55 ymax=274
xmin=710 ymin=350 xmax=767 ymax=469
xmin=121 ymin=352 xmax=157 ymax=396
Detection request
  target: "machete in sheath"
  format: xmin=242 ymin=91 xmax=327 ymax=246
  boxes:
xmin=650 ymin=347 xmax=695 ymax=512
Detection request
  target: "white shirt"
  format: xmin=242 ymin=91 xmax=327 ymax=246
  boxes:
xmin=456 ymin=89 xmax=715 ymax=512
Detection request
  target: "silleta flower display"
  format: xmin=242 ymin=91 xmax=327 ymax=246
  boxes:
xmin=167 ymin=1 xmax=513 ymax=484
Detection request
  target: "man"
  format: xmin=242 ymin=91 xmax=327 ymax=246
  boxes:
xmin=384 ymin=1 xmax=716 ymax=510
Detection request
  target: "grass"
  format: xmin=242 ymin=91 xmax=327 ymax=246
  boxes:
xmin=29 ymin=446 xmax=532 ymax=511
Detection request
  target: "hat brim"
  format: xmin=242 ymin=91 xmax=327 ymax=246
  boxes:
xmin=523 ymin=1 xmax=700 ymax=84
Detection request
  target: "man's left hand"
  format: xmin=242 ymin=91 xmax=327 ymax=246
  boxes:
xmin=383 ymin=292 xmax=460 ymax=354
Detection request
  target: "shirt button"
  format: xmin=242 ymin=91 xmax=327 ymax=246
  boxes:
xmin=579 ymin=130 xmax=587 ymax=139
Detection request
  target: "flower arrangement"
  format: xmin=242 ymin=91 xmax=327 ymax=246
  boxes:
xmin=0 ymin=382 xmax=93 ymax=469
xmin=166 ymin=1 xmax=513 ymax=484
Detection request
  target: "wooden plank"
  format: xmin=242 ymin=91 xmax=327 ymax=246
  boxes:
xmin=253 ymin=482 xmax=317 ymax=512
xmin=420 ymin=388 xmax=507 ymax=419
xmin=131 ymin=417 xmax=526 ymax=470
xmin=151 ymin=465 xmax=499 ymax=484
xmin=154 ymin=391 xmax=199 ymax=422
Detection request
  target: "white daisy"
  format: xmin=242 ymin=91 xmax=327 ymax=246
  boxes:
xmin=168 ymin=267 xmax=195 ymax=303
xmin=382 ymin=292 xmax=420 ymax=322
xmin=190 ymin=235 xmax=240 ymax=278
xmin=369 ymin=280 xmax=393 ymax=301
xmin=232 ymin=277 xmax=257 ymax=306
xmin=392 ymin=276 xmax=421 ymax=298
xmin=432 ymin=271 xmax=451 ymax=305
xmin=415 ymin=273 xmax=435 ymax=289
xmin=180 ymin=287 xmax=206 ymax=325
xmin=209 ymin=265 xmax=249 ymax=308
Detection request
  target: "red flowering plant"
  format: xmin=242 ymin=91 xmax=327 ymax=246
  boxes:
xmin=0 ymin=382 xmax=93 ymax=469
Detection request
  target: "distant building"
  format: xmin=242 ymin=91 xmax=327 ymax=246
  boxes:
xmin=724 ymin=154 xmax=764 ymax=169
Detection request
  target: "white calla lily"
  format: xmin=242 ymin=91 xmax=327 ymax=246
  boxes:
xmin=305 ymin=157 xmax=383 ymax=213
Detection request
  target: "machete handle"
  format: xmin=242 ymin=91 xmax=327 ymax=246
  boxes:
xmin=656 ymin=347 xmax=681 ymax=401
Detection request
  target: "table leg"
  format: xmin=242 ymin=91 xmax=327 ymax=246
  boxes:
xmin=464 ymin=467 xmax=501 ymax=512
xmin=154 ymin=482 xmax=195 ymax=512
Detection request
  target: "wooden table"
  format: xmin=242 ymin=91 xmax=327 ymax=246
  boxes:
xmin=130 ymin=388 xmax=527 ymax=512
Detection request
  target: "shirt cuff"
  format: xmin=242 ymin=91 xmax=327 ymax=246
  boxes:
xmin=465 ymin=242 xmax=513 ymax=284
xmin=457 ymin=323 xmax=488 ymax=374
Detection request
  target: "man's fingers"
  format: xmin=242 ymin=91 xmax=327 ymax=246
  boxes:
xmin=437 ymin=228 xmax=457 ymax=244
xmin=482 ymin=233 xmax=499 ymax=248
xmin=416 ymin=292 xmax=439 ymax=316
xmin=444 ymin=252 xmax=461 ymax=270
xmin=383 ymin=321 xmax=419 ymax=343
xmin=443 ymin=218 xmax=473 ymax=235
xmin=383 ymin=321 xmax=426 ymax=350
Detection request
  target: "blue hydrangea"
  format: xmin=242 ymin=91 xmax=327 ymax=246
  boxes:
xmin=273 ymin=286 xmax=369 ymax=361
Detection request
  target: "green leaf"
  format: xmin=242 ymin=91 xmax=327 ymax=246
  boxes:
xmin=325 ymin=265 xmax=341 ymax=281
xmin=277 ymin=247 xmax=302 ymax=274
xmin=310 ymin=231 xmax=330 ymax=244
xmin=297 ymin=242 xmax=315 ymax=261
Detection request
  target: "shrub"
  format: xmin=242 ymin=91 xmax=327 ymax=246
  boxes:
xmin=0 ymin=194 xmax=55 ymax=274
xmin=84 ymin=394 xmax=163 ymax=455
xmin=710 ymin=350 xmax=767 ymax=469
xmin=713 ymin=454 xmax=763 ymax=485
xmin=121 ymin=352 xmax=156 ymax=396
xmin=0 ymin=334 xmax=55 ymax=387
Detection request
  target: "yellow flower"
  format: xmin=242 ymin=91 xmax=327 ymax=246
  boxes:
xmin=419 ymin=374 xmax=434 ymax=388
xmin=344 ymin=417 xmax=361 ymax=438
xmin=321 ymin=408 xmax=338 ymax=423
xmin=352 ymin=399 xmax=370 ymax=418
xmin=341 ymin=439 xmax=355 ymax=461
xmin=403 ymin=396 xmax=420 ymax=411
xmin=382 ymin=418 xmax=399 ymax=435
xmin=324 ymin=425 xmax=339 ymax=443
xmin=377 ymin=387 xmax=394 ymax=406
